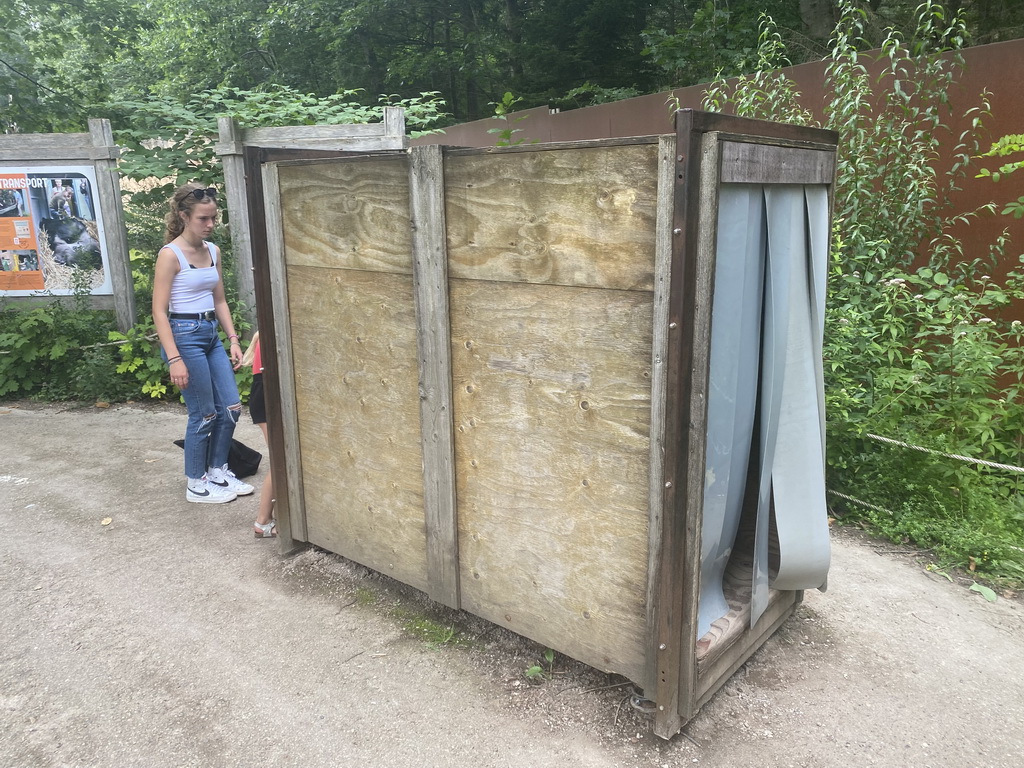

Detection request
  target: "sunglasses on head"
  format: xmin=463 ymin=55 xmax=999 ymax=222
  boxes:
xmin=189 ymin=187 xmax=217 ymax=201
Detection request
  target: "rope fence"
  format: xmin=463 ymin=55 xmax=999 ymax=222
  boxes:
xmin=865 ymin=433 xmax=1024 ymax=475
xmin=829 ymin=431 xmax=1024 ymax=517
xmin=0 ymin=333 xmax=158 ymax=355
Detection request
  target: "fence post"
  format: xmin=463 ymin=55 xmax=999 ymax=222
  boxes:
xmin=216 ymin=117 xmax=256 ymax=329
xmin=88 ymin=118 xmax=136 ymax=332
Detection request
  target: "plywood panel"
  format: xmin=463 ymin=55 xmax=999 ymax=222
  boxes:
xmin=286 ymin=264 xmax=429 ymax=591
xmin=451 ymin=279 xmax=653 ymax=681
xmin=277 ymin=157 xmax=412 ymax=274
xmin=445 ymin=144 xmax=659 ymax=291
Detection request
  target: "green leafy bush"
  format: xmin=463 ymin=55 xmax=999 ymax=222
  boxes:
xmin=0 ymin=279 xmax=126 ymax=401
xmin=702 ymin=1 xmax=1024 ymax=584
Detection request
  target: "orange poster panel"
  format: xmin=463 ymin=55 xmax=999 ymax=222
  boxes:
xmin=0 ymin=216 xmax=38 ymax=251
xmin=0 ymin=174 xmax=44 ymax=290
xmin=0 ymin=269 xmax=45 ymax=291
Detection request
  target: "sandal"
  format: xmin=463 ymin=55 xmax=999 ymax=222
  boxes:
xmin=254 ymin=519 xmax=277 ymax=538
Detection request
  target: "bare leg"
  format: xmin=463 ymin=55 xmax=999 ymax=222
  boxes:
xmin=255 ymin=422 xmax=275 ymax=530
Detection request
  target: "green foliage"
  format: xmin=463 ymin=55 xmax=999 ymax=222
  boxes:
xmin=0 ymin=280 xmax=128 ymax=402
xmin=487 ymin=92 xmax=537 ymax=147
xmin=0 ymin=263 xmax=253 ymax=403
xmin=642 ymin=1 xmax=763 ymax=88
xmin=107 ymin=319 xmax=170 ymax=400
xmin=977 ymin=134 xmax=1024 ymax=219
xmin=558 ymin=82 xmax=642 ymax=110
xmin=978 ymin=134 xmax=1024 ymax=183
xmin=0 ymin=0 xmax=146 ymax=133
xmin=6 ymin=0 xmax=1024 ymax=133
xmin=525 ymin=648 xmax=557 ymax=682
xmin=107 ymin=85 xmax=448 ymax=224
xmin=700 ymin=15 xmax=813 ymax=126
xmin=701 ymin=1 xmax=1024 ymax=585
xmin=402 ymin=616 xmax=461 ymax=650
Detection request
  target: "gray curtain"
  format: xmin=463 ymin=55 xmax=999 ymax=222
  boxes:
xmin=699 ymin=183 xmax=831 ymax=638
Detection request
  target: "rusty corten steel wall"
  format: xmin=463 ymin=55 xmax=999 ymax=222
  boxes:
xmin=415 ymin=38 xmax=1024 ymax=285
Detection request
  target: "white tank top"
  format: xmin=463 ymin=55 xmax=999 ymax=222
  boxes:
xmin=166 ymin=242 xmax=218 ymax=313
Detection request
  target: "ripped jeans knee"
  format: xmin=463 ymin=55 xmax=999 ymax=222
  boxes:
xmin=227 ymin=403 xmax=242 ymax=424
xmin=196 ymin=411 xmax=217 ymax=435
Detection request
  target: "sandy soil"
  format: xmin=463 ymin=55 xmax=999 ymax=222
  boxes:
xmin=1 ymin=401 xmax=1022 ymax=768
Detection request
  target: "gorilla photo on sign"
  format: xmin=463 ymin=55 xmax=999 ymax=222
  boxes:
xmin=39 ymin=217 xmax=102 ymax=269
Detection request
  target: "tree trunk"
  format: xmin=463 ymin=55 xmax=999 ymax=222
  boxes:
xmin=800 ymin=0 xmax=839 ymax=42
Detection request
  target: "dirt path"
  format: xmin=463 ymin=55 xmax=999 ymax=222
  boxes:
xmin=1 ymin=402 xmax=1022 ymax=767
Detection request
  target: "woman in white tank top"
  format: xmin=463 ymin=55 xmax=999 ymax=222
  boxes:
xmin=152 ymin=183 xmax=255 ymax=505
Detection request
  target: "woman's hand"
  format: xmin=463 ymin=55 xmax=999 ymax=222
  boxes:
xmin=229 ymin=340 xmax=243 ymax=369
xmin=170 ymin=358 xmax=189 ymax=389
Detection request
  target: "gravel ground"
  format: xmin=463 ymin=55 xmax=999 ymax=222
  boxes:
xmin=1 ymin=401 xmax=1022 ymax=768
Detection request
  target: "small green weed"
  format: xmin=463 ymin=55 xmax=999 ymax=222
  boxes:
xmin=391 ymin=604 xmax=466 ymax=650
xmin=403 ymin=616 xmax=460 ymax=650
xmin=353 ymin=587 xmax=378 ymax=606
xmin=525 ymin=648 xmax=556 ymax=682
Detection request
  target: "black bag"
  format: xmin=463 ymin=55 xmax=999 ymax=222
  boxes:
xmin=172 ymin=438 xmax=263 ymax=478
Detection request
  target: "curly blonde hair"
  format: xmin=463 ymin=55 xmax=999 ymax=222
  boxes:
xmin=163 ymin=183 xmax=218 ymax=243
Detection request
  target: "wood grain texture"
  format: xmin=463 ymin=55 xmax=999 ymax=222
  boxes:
xmin=241 ymin=105 xmax=407 ymax=151
xmin=444 ymin=144 xmax=659 ymax=291
xmin=409 ymin=145 xmax=460 ymax=608
xmin=286 ymin=265 xmax=429 ymax=592
xmin=0 ymin=132 xmax=115 ymax=161
xmin=450 ymin=278 xmax=654 ymax=682
xmin=694 ymin=585 xmax=798 ymax=706
xmin=217 ymin=118 xmax=256 ymax=322
xmin=87 ymin=119 xmax=135 ymax=331
xmin=276 ymin=157 xmax=413 ymax=275
xmin=263 ymin=164 xmax=307 ymax=545
xmin=720 ymin=140 xmax=836 ymax=185
xmin=641 ymin=134 xmax=676 ymax=695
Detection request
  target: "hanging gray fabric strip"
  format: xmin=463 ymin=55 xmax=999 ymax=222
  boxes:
xmin=802 ymin=184 xmax=831 ymax=593
xmin=751 ymin=186 xmax=789 ymax=627
xmin=804 ymin=185 xmax=830 ymax=462
xmin=698 ymin=184 xmax=766 ymax=639
xmin=760 ymin=186 xmax=831 ymax=600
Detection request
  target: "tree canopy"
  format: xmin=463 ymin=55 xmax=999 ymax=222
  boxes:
xmin=2 ymin=0 xmax=1022 ymax=133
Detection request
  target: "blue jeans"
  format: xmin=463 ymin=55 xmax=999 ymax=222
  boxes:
xmin=167 ymin=317 xmax=241 ymax=479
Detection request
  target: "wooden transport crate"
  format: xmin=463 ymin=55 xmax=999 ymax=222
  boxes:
xmin=244 ymin=110 xmax=838 ymax=738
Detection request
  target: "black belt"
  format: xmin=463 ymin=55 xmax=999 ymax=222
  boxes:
xmin=169 ymin=311 xmax=216 ymax=321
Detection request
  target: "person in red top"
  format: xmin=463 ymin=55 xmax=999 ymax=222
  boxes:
xmin=244 ymin=332 xmax=276 ymax=537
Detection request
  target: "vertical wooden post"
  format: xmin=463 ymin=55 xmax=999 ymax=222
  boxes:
xmin=408 ymin=144 xmax=460 ymax=610
xmin=642 ymin=134 xmax=677 ymax=697
xmin=383 ymin=106 xmax=406 ymax=141
xmin=652 ymin=109 xmax=712 ymax=739
xmin=260 ymin=161 xmax=308 ymax=546
xmin=88 ymin=118 xmax=135 ymax=331
xmin=217 ymin=117 xmax=257 ymax=329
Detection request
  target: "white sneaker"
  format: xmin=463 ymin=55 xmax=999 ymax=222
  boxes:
xmin=187 ymin=477 xmax=237 ymax=504
xmin=207 ymin=464 xmax=254 ymax=496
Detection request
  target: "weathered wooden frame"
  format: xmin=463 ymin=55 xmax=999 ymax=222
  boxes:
xmin=216 ymin=108 xmax=407 ymax=325
xmin=0 ymin=118 xmax=135 ymax=331
xmin=245 ymin=110 xmax=838 ymax=739
xmin=652 ymin=111 xmax=837 ymax=736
